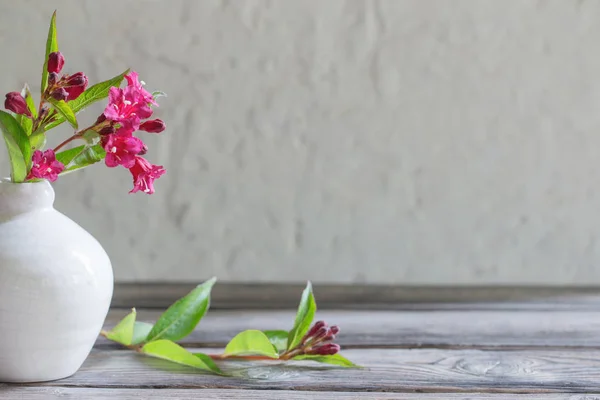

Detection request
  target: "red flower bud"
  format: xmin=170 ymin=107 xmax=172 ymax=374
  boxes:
xmin=50 ymin=88 xmax=68 ymax=101
xmin=64 ymin=72 xmax=88 ymax=101
xmin=304 ymin=321 xmax=327 ymax=341
xmin=95 ymin=114 xmax=107 ymax=124
xmin=99 ymin=126 xmax=116 ymax=135
xmin=47 ymin=52 xmax=65 ymax=74
xmin=4 ymin=92 xmax=31 ymax=116
xmin=311 ymin=343 xmax=340 ymax=356
xmin=330 ymin=326 xmax=340 ymax=335
xmin=139 ymin=119 xmax=166 ymax=133
xmin=64 ymin=72 xmax=87 ymax=87
xmin=311 ymin=327 xmax=329 ymax=343
xmin=48 ymin=72 xmax=59 ymax=86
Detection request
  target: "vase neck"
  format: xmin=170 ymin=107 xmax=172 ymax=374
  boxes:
xmin=0 ymin=180 xmax=55 ymax=216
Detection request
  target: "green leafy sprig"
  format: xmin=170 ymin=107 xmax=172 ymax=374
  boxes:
xmin=102 ymin=279 xmax=359 ymax=375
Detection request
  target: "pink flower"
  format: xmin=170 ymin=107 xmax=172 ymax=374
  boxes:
xmin=26 ymin=150 xmax=65 ymax=182
xmin=125 ymin=71 xmax=157 ymax=106
xmin=104 ymin=86 xmax=153 ymax=130
xmin=128 ymin=156 xmax=165 ymax=194
xmin=102 ymin=128 xmax=145 ymax=168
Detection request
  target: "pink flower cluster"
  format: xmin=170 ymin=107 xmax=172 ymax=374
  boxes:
xmin=26 ymin=149 xmax=64 ymax=182
xmin=101 ymin=71 xmax=165 ymax=194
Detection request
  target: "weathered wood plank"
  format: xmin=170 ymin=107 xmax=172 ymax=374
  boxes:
xmin=1 ymin=387 xmax=597 ymax=399
xmin=100 ymin=308 xmax=600 ymax=348
xmin=113 ymin=283 xmax=600 ymax=310
xmin=34 ymin=348 xmax=600 ymax=393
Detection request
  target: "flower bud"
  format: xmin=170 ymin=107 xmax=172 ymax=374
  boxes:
xmin=310 ymin=326 xmax=330 ymax=343
xmin=95 ymin=114 xmax=107 ymax=124
xmin=64 ymin=72 xmax=87 ymax=87
xmin=48 ymin=72 xmax=59 ymax=86
xmin=304 ymin=321 xmax=327 ymax=341
xmin=311 ymin=343 xmax=340 ymax=356
xmin=66 ymin=86 xmax=85 ymax=101
xmin=330 ymin=326 xmax=340 ymax=335
xmin=50 ymin=88 xmax=68 ymax=101
xmin=64 ymin=72 xmax=88 ymax=101
xmin=139 ymin=119 xmax=166 ymax=133
xmin=4 ymin=92 xmax=31 ymax=116
xmin=47 ymin=51 xmax=65 ymax=74
xmin=99 ymin=126 xmax=116 ymax=136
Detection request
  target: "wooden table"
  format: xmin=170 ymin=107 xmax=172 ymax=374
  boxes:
xmin=3 ymin=284 xmax=600 ymax=399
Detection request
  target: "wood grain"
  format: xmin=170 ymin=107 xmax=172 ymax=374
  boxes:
xmin=112 ymin=283 xmax=600 ymax=310
xmin=28 ymin=348 xmax=600 ymax=393
xmin=100 ymin=308 xmax=600 ymax=348
xmin=2 ymin=387 xmax=598 ymax=399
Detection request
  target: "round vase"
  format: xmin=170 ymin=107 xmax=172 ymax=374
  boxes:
xmin=0 ymin=179 xmax=113 ymax=382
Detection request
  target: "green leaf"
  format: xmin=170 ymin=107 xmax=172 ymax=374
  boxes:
xmin=44 ymin=69 xmax=129 ymax=131
xmin=22 ymin=84 xmax=37 ymax=119
xmin=60 ymin=144 xmax=106 ymax=174
xmin=47 ymin=98 xmax=77 ymax=129
xmin=287 ymin=281 xmax=317 ymax=350
xmin=41 ymin=11 xmax=58 ymax=95
xmin=293 ymin=354 xmax=360 ymax=368
xmin=224 ymin=330 xmax=279 ymax=358
xmin=15 ymin=114 xmax=32 ymax=136
xmin=55 ymin=144 xmax=86 ymax=166
xmin=29 ymin=132 xmax=46 ymax=151
xmin=152 ymin=90 xmax=167 ymax=100
xmin=141 ymin=340 xmax=223 ymax=375
xmin=145 ymin=277 xmax=217 ymax=342
xmin=81 ymin=129 xmax=100 ymax=145
xmin=0 ymin=110 xmax=32 ymax=182
xmin=264 ymin=330 xmax=288 ymax=353
xmin=104 ymin=308 xmax=136 ymax=346
xmin=132 ymin=322 xmax=154 ymax=345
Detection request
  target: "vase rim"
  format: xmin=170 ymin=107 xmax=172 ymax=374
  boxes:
xmin=0 ymin=179 xmax=55 ymax=216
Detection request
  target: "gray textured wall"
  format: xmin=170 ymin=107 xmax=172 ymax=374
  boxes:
xmin=1 ymin=0 xmax=599 ymax=284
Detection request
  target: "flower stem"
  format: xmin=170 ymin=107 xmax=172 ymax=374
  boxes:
xmin=53 ymin=133 xmax=82 ymax=152
xmin=207 ymin=354 xmax=280 ymax=361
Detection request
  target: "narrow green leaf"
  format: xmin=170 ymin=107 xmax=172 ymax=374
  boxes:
xmin=263 ymin=330 xmax=288 ymax=353
xmin=0 ymin=110 xmax=31 ymax=182
xmin=29 ymin=132 xmax=46 ymax=151
xmin=44 ymin=69 xmax=129 ymax=130
xmin=132 ymin=322 xmax=154 ymax=345
xmin=48 ymin=98 xmax=77 ymax=129
xmin=41 ymin=11 xmax=58 ymax=95
xmin=145 ymin=277 xmax=217 ymax=342
xmin=15 ymin=114 xmax=32 ymax=136
xmin=152 ymin=90 xmax=167 ymax=100
xmin=287 ymin=282 xmax=317 ymax=350
xmin=292 ymin=354 xmax=360 ymax=368
xmin=55 ymin=144 xmax=86 ymax=166
xmin=141 ymin=340 xmax=223 ymax=375
xmin=81 ymin=129 xmax=100 ymax=145
xmin=59 ymin=144 xmax=105 ymax=175
xmin=22 ymin=84 xmax=37 ymax=119
xmin=224 ymin=330 xmax=279 ymax=358
xmin=104 ymin=308 xmax=136 ymax=346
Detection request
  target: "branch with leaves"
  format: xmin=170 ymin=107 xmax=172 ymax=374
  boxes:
xmin=1 ymin=11 xmax=167 ymax=194
xmin=102 ymin=279 xmax=359 ymax=375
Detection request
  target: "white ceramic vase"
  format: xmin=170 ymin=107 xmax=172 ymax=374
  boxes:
xmin=0 ymin=180 xmax=113 ymax=382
